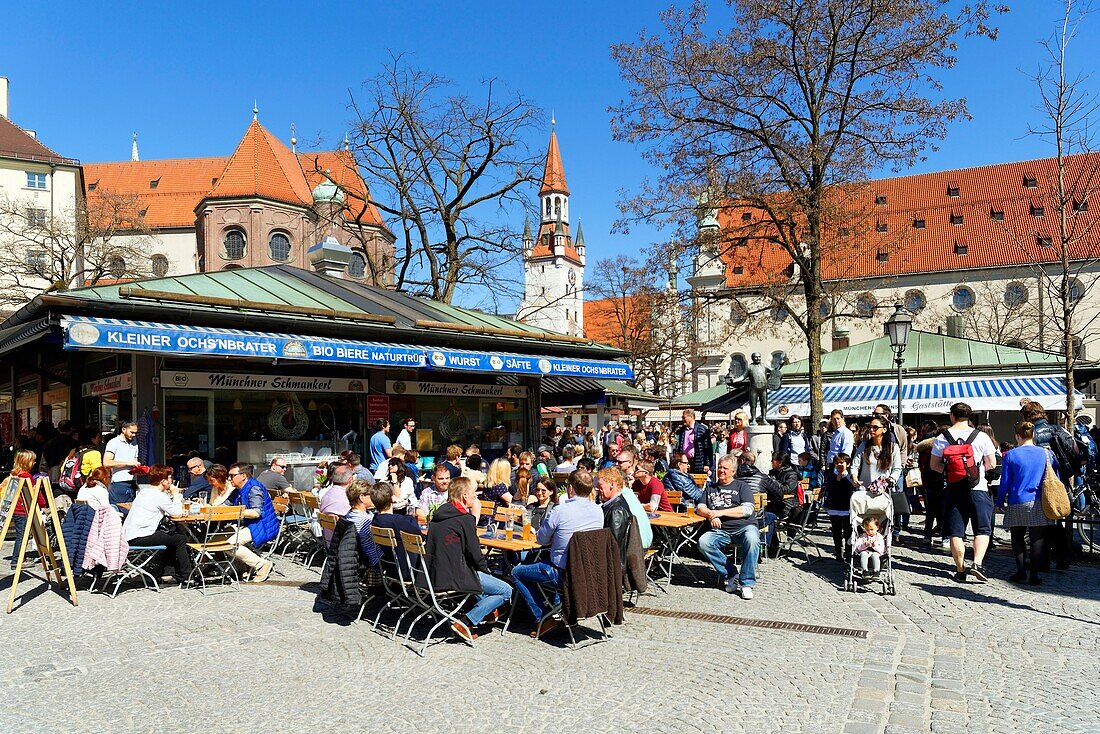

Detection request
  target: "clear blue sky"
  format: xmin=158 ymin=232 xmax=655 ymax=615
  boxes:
xmin=2 ymin=1 xmax=1096 ymax=306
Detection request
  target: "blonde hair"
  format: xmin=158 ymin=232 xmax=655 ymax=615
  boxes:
xmin=448 ymin=476 xmax=474 ymax=502
xmin=595 ymin=467 xmax=623 ymax=491
xmin=12 ymin=450 xmax=36 ymax=475
xmin=514 ymin=467 xmax=532 ymax=503
xmin=486 ymin=458 xmax=512 ymax=487
xmin=446 ymin=444 xmax=463 ymax=461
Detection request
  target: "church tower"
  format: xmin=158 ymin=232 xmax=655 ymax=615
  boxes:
xmin=517 ymin=123 xmax=585 ymax=337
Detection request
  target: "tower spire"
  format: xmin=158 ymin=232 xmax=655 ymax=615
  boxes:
xmin=130 ymin=132 xmax=139 ymax=162
xmin=539 ymin=124 xmax=569 ymax=196
xmin=253 ymin=100 xmax=259 ymax=120
xmin=290 ymin=122 xmax=297 ymax=153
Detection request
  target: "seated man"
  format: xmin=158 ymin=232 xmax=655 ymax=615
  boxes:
xmin=511 ymin=470 xmax=604 ymax=636
xmin=555 ymin=445 xmax=578 ymax=474
xmin=224 ymin=463 xmax=279 ymax=582
xmin=370 ymin=481 xmax=423 ymax=578
xmin=632 ymin=460 xmax=672 ymax=512
xmin=417 ymin=464 xmax=452 ymax=522
xmin=255 ymin=458 xmax=291 ymax=495
xmin=181 ymin=455 xmax=212 ymax=500
xmin=344 ymin=479 xmax=382 ymax=567
xmin=696 ymin=455 xmax=759 ymax=600
xmin=734 ymin=449 xmax=783 ymax=555
xmin=319 ymin=465 xmax=354 ymax=545
xmin=426 ymin=477 xmax=512 ymax=640
xmin=598 ymin=467 xmax=649 ymax=591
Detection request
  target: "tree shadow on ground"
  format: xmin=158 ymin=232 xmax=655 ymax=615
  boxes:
xmin=910 ymin=580 xmax=1100 ymax=627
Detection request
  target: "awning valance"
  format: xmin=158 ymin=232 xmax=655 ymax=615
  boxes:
xmin=766 ymin=374 xmax=1083 ymax=418
xmin=61 ymin=316 xmax=633 ymax=379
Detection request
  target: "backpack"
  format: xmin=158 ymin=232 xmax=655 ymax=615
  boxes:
xmin=940 ymin=429 xmax=981 ymax=490
xmin=1049 ymin=425 xmax=1087 ymax=478
xmin=58 ymin=448 xmax=88 ymax=492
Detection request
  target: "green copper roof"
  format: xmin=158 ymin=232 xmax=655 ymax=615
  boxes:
xmin=668 ymin=382 xmax=730 ymax=408
xmin=784 ymin=331 xmax=1079 ymax=379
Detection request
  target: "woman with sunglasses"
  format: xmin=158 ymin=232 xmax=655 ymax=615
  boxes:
xmin=384 ymin=457 xmax=415 ymax=512
xmin=851 ymin=419 xmax=903 ymax=494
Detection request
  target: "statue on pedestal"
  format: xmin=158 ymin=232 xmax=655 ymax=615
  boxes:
xmin=724 ymin=351 xmax=788 ymax=425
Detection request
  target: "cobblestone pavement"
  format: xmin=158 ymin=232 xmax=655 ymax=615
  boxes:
xmin=0 ymin=522 xmax=1097 ymax=734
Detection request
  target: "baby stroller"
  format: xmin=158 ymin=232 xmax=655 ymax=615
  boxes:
xmin=843 ymin=483 xmax=897 ymax=596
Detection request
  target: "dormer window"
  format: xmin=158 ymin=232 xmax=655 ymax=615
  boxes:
xmin=954 ymin=241 xmax=968 ymax=255
xmin=947 ymin=185 xmax=959 ymax=197
xmin=838 ymin=227 xmax=849 ymax=237
xmin=1037 ymin=235 xmax=1053 ymax=248
xmin=1023 ymin=175 xmax=1037 ymax=188
xmin=876 ymin=221 xmax=888 ymax=233
xmin=733 ymin=237 xmax=748 ymax=249
xmin=913 ymin=217 xmax=926 ymax=229
xmin=732 ymin=265 xmax=744 ymax=274
xmin=876 ymin=249 xmax=888 ymax=262
xmin=1030 ymin=202 xmax=1045 ymax=217
xmin=138 ymin=208 xmax=148 ymax=218
xmin=874 ymin=194 xmax=887 ymax=205
xmin=87 ymin=182 xmax=98 ymax=191
xmin=990 ymin=208 xmax=1005 ymax=221
xmin=149 ymin=178 xmax=160 ymax=189
xmin=950 ymin=213 xmax=963 ymax=225
xmin=741 ymin=212 xmax=752 ymax=221
xmin=1074 ymin=198 xmax=1089 ymax=212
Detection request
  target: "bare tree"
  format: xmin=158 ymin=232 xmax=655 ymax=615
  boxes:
xmin=1021 ymin=0 xmax=1100 ymax=422
xmin=346 ymin=57 xmax=544 ymax=305
xmin=956 ymin=279 xmax=1043 ymax=347
xmin=611 ymin=0 xmax=1002 ymax=423
xmin=0 ymin=190 xmax=154 ymax=308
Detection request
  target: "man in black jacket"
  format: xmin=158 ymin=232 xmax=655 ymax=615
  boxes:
xmin=734 ymin=450 xmax=784 ymax=556
xmin=426 ymin=477 xmax=512 ymax=640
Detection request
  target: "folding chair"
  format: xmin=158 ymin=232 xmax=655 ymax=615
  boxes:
xmin=368 ymin=525 xmax=417 ymax=635
xmin=779 ymin=487 xmax=824 ymax=563
xmin=186 ymin=504 xmax=245 ymax=595
xmin=90 ymin=544 xmax=167 ymax=598
xmin=665 ymin=490 xmax=683 ymax=512
xmin=278 ymin=491 xmax=317 ymax=564
xmin=399 ymin=530 xmax=475 ymax=657
xmin=316 ymin=512 xmax=340 ymax=577
xmin=243 ymin=495 xmax=288 ymax=580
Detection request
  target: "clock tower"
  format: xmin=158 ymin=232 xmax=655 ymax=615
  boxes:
xmin=517 ymin=122 xmax=585 ymax=337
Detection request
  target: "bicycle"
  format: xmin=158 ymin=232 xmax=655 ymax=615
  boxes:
xmin=1071 ymin=475 xmax=1100 ymax=554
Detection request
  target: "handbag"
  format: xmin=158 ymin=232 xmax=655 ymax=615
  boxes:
xmin=890 ymin=487 xmax=912 ymax=516
xmin=1041 ymin=461 xmax=1071 ymax=520
xmin=905 ymin=467 xmax=922 ymax=489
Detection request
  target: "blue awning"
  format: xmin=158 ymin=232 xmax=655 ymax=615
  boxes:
xmin=424 ymin=347 xmax=634 ymax=381
xmin=62 ymin=316 xmax=426 ymax=368
xmin=60 ymin=316 xmax=634 ymax=380
xmin=766 ymin=375 xmax=1083 ymax=417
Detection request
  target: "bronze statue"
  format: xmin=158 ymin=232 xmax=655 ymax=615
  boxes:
xmin=725 ymin=351 xmax=787 ymax=425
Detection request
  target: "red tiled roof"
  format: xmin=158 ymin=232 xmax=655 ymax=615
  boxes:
xmin=584 ymin=295 xmax=652 ymax=347
xmin=207 ymin=120 xmax=313 ymax=206
xmin=528 ymin=219 xmax=582 ymax=264
xmin=297 ymin=150 xmax=384 ymax=227
xmin=84 ymin=157 xmax=228 ymax=228
xmin=540 ymin=130 xmax=569 ymax=195
xmin=720 ymin=152 xmax=1100 ymax=288
xmin=0 ymin=115 xmax=75 ymax=165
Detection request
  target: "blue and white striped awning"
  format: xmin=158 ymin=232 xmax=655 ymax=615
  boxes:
xmin=767 ymin=375 xmax=1083 ymax=417
xmin=60 ymin=316 xmax=633 ymax=379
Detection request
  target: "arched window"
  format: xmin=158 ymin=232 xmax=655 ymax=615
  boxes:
xmin=728 ymin=354 xmax=748 ymax=380
xmin=223 ymin=228 xmax=246 ymax=260
xmin=554 ymin=197 xmax=561 ymax=218
xmin=1069 ymin=277 xmax=1085 ymax=303
xmin=109 ymin=256 xmax=126 ymax=278
xmin=545 ymin=199 xmax=551 ymax=216
xmin=730 ymin=301 xmax=747 ymax=328
xmin=347 ymin=253 xmax=366 ymax=278
xmin=771 ymin=305 xmax=789 ymax=322
xmin=150 ymin=254 xmax=169 ymax=277
xmin=268 ymin=232 xmax=291 ymax=262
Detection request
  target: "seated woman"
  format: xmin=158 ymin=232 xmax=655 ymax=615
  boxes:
xmin=120 ymin=464 xmax=194 ymax=582
xmin=382 ymin=458 xmax=416 ymax=513
xmin=483 ymin=458 xmax=514 ymax=506
xmin=462 ymin=454 xmax=487 ymax=485
xmin=511 ymin=467 xmax=533 ymax=506
xmin=529 ymin=478 xmax=558 ymax=530
xmin=76 ymin=466 xmax=113 ymax=511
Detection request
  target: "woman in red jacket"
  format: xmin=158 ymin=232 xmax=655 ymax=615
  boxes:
xmin=5 ymin=449 xmax=48 ymax=569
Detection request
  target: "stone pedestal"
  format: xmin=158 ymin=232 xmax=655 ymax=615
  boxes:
xmin=746 ymin=423 xmax=773 ymax=469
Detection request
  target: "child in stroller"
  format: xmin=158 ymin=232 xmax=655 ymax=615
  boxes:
xmin=854 ymin=516 xmax=886 ymax=581
xmin=844 ymin=477 xmax=897 ymax=595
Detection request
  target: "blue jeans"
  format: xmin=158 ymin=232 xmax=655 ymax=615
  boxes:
xmin=108 ymin=480 xmax=136 ymax=506
xmin=761 ymin=511 xmax=778 ymax=548
xmin=698 ymin=524 xmax=760 ymax=588
xmin=510 ymin=562 xmax=561 ymax=620
xmin=466 ymin=571 xmax=512 ymax=625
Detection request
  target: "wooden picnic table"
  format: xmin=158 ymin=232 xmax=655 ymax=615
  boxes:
xmin=647 ymin=511 xmax=705 ymax=590
xmin=477 ymin=531 xmax=543 ymax=553
xmin=649 ymin=511 xmax=705 ymax=529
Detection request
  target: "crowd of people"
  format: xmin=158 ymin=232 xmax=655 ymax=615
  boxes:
xmin=3 ymin=397 xmax=1095 ymax=639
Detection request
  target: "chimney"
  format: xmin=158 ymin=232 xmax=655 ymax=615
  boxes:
xmin=0 ymin=77 xmax=7 ymax=118
xmin=946 ymin=315 xmax=963 ymax=338
xmin=832 ymin=326 xmax=850 ymax=351
xmin=307 ymin=236 xmax=353 ymax=278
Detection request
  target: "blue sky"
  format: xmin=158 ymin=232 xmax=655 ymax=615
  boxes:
xmin=2 ymin=1 xmax=1097 ymax=306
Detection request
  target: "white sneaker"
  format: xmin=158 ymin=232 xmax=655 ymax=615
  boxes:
xmin=740 ymin=586 xmax=754 ymax=600
xmin=724 ymin=577 xmax=739 ymax=594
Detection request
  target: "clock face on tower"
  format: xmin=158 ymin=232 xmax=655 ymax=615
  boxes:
xmin=567 ymin=269 xmax=577 ymax=287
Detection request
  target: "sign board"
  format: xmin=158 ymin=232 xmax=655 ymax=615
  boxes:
xmin=64 ymin=317 xmax=425 ymax=368
xmin=367 ymin=394 xmax=390 ymax=423
xmin=426 ymin=348 xmax=633 ymax=380
xmin=386 ymin=380 xmax=528 ymax=398
xmin=161 ymin=370 xmax=367 ymax=393
xmin=82 ymin=372 xmax=132 ymax=397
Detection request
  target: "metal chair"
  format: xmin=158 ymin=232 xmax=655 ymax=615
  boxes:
xmin=779 ymin=487 xmax=824 ymax=563
xmin=316 ymin=512 xmax=340 ymax=576
xmin=368 ymin=525 xmax=418 ymax=635
xmin=276 ymin=490 xmax=315 ymax=563
xmin=399 ymin=530 xmax=475 ymax=657
xmin=185 ymin=504 xmax=245 ymax=595
xmin=90 ymin=545 xmax=167 ymax=598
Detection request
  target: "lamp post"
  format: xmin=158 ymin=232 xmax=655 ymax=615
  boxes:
xmin=884 ymin=303 xmax=913 ymax=425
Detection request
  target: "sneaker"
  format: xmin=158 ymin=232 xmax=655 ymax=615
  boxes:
xmin=970 ymin=564 xmax=988 ymax=583
xmin=739 ymin=586 xmax=754 ymax=600
xmin=952 ymin=569 xmax=968 ymax=583
xmin=724 ymin=577 xmax=739 ymax=594
xmin=251 ymin=561 xmax=273 ymax=583
xmin=451 ymin=618 xmax=478 ymax=642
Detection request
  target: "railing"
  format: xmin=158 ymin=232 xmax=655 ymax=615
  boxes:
xmin=0 ymin=148 xmax=80 ymax=166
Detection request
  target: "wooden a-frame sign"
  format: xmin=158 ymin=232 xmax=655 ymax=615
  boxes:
xmin=0 ymin=475 xmax=78 ymax=612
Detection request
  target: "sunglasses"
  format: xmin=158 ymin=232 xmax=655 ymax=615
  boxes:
xmin=228 ymin=472 xmax=241 ymax=479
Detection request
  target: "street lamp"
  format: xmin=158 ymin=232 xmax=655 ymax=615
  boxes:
xmin=884 ymin=302 xmax=913 ymax=425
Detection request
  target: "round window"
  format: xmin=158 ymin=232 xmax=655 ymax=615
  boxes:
xmin=268 ymin=232 xmax=291 ymax=262
xmin=903 ymin=289 xmax=927 ymax=313
xmin=952 ymin=285 xmax=976 ymax=311
xmin=347 ymin=253 xmax=366 ymax=278
xmin=856 ymin=292 xmax=877 ymax=318
xmin=1004 ymin=282 xmax=1028 ymax=309
xmin=223 ymin=229 xmax=246 ymax=260
xmin=150 ymin=254 xmax=169 ymax=277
